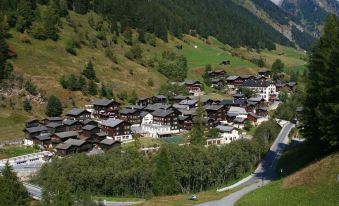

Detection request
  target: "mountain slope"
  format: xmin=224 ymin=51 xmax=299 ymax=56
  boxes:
xmin=236 ymin=146 xmax=339 ymax=206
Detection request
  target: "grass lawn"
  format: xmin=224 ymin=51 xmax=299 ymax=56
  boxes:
xmin=93 ymin=196 xmax=145 ymax=203
xmin=136 ymin=188 xmax=239 ymax=206
xmin=236 ymin=142 xmax=339 ymax=206
xmin=0 ymin=145 xmax=39 ymax=159
xmin=0 ymin=110 xmax=26 ymax=141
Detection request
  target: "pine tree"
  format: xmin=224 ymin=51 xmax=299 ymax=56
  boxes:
xmin=23 ymin=98 xmax=32 ymax=112
xmin=302 ymin=15 xmax=339 ymax=148
xmin=82 ymin=61 xmax=96 ymax=80
xmin=78 ymin=76 xmax=87 ymax=94
xmin=151 ymin=146 xmax=180 ymax=195
xmin=16 ymin=0 xmax=35 ymax=32
xmin=46 ymin=95 xmax=63 ymax=117
xmin=271 ymin=59 xmax=284 ymax=80
xmin=73 ymin=0 xmax=89 ymax=14
xmin=190 ymin=101 xmax=207 ymax=146
xmin=138 ymin=29 xmax=146 ymax=43
xmin=0 ymin=162 xmax=30 ymax=206
xmin=87 ymin=80 xmax=97 ymax=96
xmin=100 ymin=84 xmax=107 ymax=97
xmin=41 ymin=176 xmax=74 ymax=206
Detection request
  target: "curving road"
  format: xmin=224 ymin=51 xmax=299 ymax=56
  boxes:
xmin=198 ymin=122 xmax=295 ymax=206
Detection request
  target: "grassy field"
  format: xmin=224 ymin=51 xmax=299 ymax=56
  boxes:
xmin=135 ymin=188 xmax=239 ymax=206
xmin=0 ymin=145 xmax=39 ymax=159
xmin=236 ymin=142 xmax=339 ymax=206
xmin=0 ymin=110 xmax=27 ymax=140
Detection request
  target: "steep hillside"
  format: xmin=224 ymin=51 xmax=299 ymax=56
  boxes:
xmin=235 ymin=0 xmax=317 ymax=50
xmin=236 ymin=143 xmax=339 ymax=206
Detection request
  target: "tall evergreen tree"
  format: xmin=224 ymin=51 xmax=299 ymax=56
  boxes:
xmin=73 ymin=0 xmax=89 ymax=15
xmin=302 ymin=15 xmax=339 ymax=148
xmin=46 ymin=95 xmax=63 ymax=117
xmin=41 ymin=176 xmax=74 ymax=206
xmin=23 ymin=98 xmax=32 ymax=112
xmin=16 ymin=0 xmax=35 ymax=32
xmin=151 ymin=146 xmax=180 ymax=195
xmin=190 ymin=101 xmax=207 ymax=146
xmin=82 ymin=61 xmax=96 ymax=80
xmin=87 ymin=80 xmax=97 ymax=96
xmin=0 ymin=162 xmax=30 ymax=206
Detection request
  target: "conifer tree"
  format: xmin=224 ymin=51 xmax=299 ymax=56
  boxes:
xmin=46 ymin=95 xmax=63 ymax=117
xmin=0 ymin=162 xmax=30 ymax=206
xmin=302 ymin=15 xmax=339 ymax=148
xmin=23 ymin=98 xmax=32 ymax=112
xmin=190 ymin=101 xmax=207 ymax=146
xmin=73 ymin=0 xmax=89 ymax=14
xmin=82 ymin=61 xmax=96 ymax=80
xmin=152 ymin=146 xmax=180 ymax=195
xmin=128 ymin=89 xmax=138 ymax=104
xmin=87 ymin=80 xmax=97 ymax=96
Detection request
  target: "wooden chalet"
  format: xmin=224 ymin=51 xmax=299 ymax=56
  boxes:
xmin=152 ymin=95 xmax=167 ymax=104
xmin=119 ymin=108 xmax=142 ymax=125
xmin=46 ymin=122 xmax=65 ymax=134
xmin=256 ymin=107 xmax=268 ymax=117
xmin=92 ymin=99 xmax=120 ymax=119
xmin=171 ymin=95 xmax=191 ymax=103
xmin=81 ymin=125 xmax=100 ymax=138
xmin=99 ymin=139 xmax=121 ymax=151
xmin=178 ymin=115 xmax=193 ymax=130
xmin=137 ymin=97 xmax=152 ymax=106
xmin=205 ymin=104 xmax=227 ymax=121
xmin=247 ymin=112 xmax=261 ymax=123
xmin=66 ymin=108 xmax=91 ymax=121
xmin=56 ymin=139 xmax=92 ymax=157
xmin=226 ymin=76 xmax=244 ymax=86
xmin=151 ymin=109 xmax=179 ymax=130
xmin=211 ymin=79 xmax=225 ymax=88
xmin=51 ymin=131 xmax=79 ymax=146
xmin=24 ymin=126 xmax=48 ymax=139
xmin=100 ymin=119 xmax=132 ymax=141
xmin=33 ymin=133 xmax=52 ymax=148
xmin=208 ymin=70 xmax=226 ymax=78
xmin=220 ymin=60 xmax=231 ymax=65
xmin=42 ymin=117 xmax=63 ymax=125
xmin=82 ymin=119 xmax=98 ymax=127
xmin=25 ymin=119 xmax=40 ymax=128
xmin=184 ymin=80 xmax=202 ymax=95
xmin=258 ymin=69 xmax=271 ymax=78
xmin=63 ymin=120 xmax=83 ymax=131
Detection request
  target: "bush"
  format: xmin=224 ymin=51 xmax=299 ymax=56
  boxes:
xmin=65 ymin=39 xmax=77 ymax=55
xmin=24 ymin=81 xmax=38 ymax=96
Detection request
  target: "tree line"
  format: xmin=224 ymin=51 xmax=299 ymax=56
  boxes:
xmin=0 ymin=0 xmax=294 ymax=50
xmin=34 ymin=119 xmax=280 ymax=198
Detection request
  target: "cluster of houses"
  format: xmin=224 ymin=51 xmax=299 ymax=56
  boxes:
xmin=22 ymin=69 xmax=298 ymax=157
xmin=202 ymin=69 xmax=297 ymax=102
xmin=23 ymin=93 xmax=273 ymax=156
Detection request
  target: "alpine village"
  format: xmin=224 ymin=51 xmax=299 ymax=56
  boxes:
xmin=0 ymin=1 xmax=338 ymax=206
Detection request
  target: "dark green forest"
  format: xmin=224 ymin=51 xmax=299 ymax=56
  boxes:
xmin=0 ymin=0 xmax=295 ymax=50
xmin=35 ymin=120 xmax=280 ymax=198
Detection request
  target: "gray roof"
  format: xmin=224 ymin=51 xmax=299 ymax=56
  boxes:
xmin=64 ymin=138 xmax=86 ymax=146
xmin=82 ymin=125 xmax=98 ymax=131
xmin=243 ymin=80 xmax=272 ymax=88
xmin=288 ymin=82 xmax=297 ymax=86
xmin=184 ymin=80 xmax=201 ymax=85
xmin=154 ymin=95 xmax=167 ymax=99
xmin=46 ymin=122 xmax=63 ymax=128
xmin=179 ymin=99 xmax=198 ymax=106
xmin=216 ymin=125 xmax=235 ymax=132
xmin=145 ymin=103 xmax=172 ymax=111
xmin=125 ymin=105 xmax=145 ymax=110
xmin=151 ymin=109 xmax=174 ymax=117
xmin=63 ymin=119 xmax=80 ymax=126
xmin=234 ymin=116 xmax=246 ymax=123
xmin=140 ymin=111 xmax=150 ymax=118
xmin=35 ymin=133 xmax=51 ymax=141
xmin=100 ymin=139 xmax=121 ymax=145
xmin=93 ymin=99 xmax=116 ymax=106
xmin=82 ymin=119 xmax=98 ymax=125
xmin=226 ymin=75 xmax=239 ymax=81
xmin=54 ymin=131 xmax=79 ymax=139
xmin=25 ymin=126 xmax=48 ymax=134
xmin=67 ymin=108 xmax=89 ymax=116
xmin=95 ymin=132 xmax=107 ymax=137
xmin=56 ymin=143 xmax=72 ymax=150
xmin=178 ymin=115 xmax=191 ymax=121
xmin=178 ymin=108 xmax=196 ymax=116
xmin=205 ymin=104 xmax=224 ymax=111
xmin=248 ymin=97 xmax=264 ymax=102
xmin=120 ymin=108 xmax=138 ymax=115
xmin=220 ymin=99 xmax=246 ymax=106
xmin=46 ymin=117 xmax=63 ymax=121
xmin=248 ymin=112 xmax=260 ymax=118
xmin=228 ymin=106 xmax=247 ymax=115
xmin=25 ymin=118 xmax=39 ymax=124
xmin=101 ymin=119 xmax=125 ymax=128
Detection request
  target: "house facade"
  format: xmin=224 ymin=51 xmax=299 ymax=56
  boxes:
xmin=242 ymin=80 xmax=277 ymax=102
xmin=100 ymin=119 xmax=132 ymax=142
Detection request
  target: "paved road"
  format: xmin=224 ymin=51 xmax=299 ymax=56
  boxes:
xmin=198 ymin=122 xmax=295 ymax=206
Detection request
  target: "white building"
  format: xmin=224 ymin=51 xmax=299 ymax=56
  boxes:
xmin=206 ymin=125 xmax=240 ymax=145
xmin=141 ymin=124 xmax=179 ymax=138
xmin=242 ymin=80 xmax=277 ymax=102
